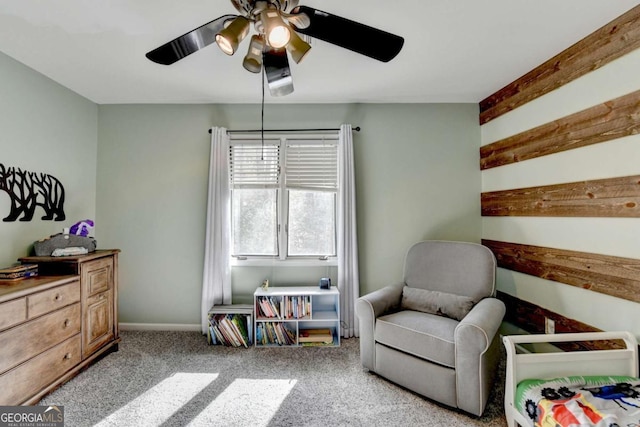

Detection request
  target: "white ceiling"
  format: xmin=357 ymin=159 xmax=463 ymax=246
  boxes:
xmin=0 ymin=1 xmax=638 ymax=105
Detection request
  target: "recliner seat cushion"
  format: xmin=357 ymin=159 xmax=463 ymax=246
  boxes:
xmin=375 ymin=310 xmax=457 ymax=368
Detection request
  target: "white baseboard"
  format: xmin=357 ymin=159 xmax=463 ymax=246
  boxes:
xmin=119 ymin=323 xmax=201 ymax=332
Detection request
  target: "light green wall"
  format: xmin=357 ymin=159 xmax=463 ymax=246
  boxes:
xmin=0 ymin=51 xmax=480 ymax=325
xmin=0 ymin=52 xmax=98 ymax=266
xmin=97 ymin=103 xmax=480 ymax=325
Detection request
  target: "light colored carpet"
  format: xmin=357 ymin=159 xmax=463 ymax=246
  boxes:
xmin=40 ymin=331 xmax=508 ymax=427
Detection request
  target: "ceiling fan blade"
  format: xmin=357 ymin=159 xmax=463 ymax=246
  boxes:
xmin=146 ymin=15 xmax=237 ymax=65
xmin=290 ymin=6 xmax=404 ymax=63
xmin=263 ymin=48 xmax=294 ymax=96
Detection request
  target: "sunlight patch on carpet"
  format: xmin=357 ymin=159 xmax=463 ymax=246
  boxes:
xmin=187 ymin=378 xmax=297 ymax=426
xmin=94 ymin=372 xmax=219 ymax=427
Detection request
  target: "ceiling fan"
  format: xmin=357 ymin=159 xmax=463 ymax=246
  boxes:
xmin=145 ymin=0 xmax=404 ymax=96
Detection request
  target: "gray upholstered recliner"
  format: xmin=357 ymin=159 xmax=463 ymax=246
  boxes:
xmin=356 ymin=240 xmax=505 ymax=416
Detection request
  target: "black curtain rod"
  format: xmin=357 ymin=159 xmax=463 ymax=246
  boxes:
xmin=208 ymin=126 xmax=361 ymax=134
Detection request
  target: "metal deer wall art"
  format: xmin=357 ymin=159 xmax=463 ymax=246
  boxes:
xmin=0 ymin=162 xmax=66 ymax=222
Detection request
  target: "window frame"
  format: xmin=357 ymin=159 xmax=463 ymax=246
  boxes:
xmin=229 ymin=132 xmax=339 ymax=266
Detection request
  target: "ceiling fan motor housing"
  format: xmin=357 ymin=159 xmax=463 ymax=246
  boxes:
xmin=231 ymin=0 xmax=299 ymax=17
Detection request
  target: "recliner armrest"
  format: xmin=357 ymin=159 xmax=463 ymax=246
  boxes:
xmin=456 ymin=297 xmax=505 ymax=347
xmin=356 ymin=283 xmax=404 ymax=370
xmin=356 ymin=283 xmax=404 ymax=320
xmin=454 ymin=297 xmax=506 ymax=416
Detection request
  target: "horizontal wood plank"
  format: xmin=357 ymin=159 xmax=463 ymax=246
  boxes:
xmin=496 ymin=291 xmax=624 ymax=351
xmin=483 ymin=239 xmax=640 ymax=303
xmin=481 ymin=175 xmax=640 ymax=217
xmin=479 ymin=5 xmax=640 ymax=124
xmin=480 ymin=89 xmax=640 ymax=170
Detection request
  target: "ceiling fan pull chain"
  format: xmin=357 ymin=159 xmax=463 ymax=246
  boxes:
xmin=261 ymin=65 xmax=265 ymax=161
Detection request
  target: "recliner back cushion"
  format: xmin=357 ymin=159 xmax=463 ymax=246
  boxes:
xmin=401 ymin=286 xmax=474 ymax=321
xmin=403 ymin=241 xmax=496 ymax=300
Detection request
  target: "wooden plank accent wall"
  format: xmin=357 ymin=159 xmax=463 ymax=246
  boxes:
xmin=480 ymin=89 xmax=640 ymax=170
xmin=480 ymin=6 xmax=640 ymax=336
xmin=479 ymin=5 xmax=640 ymax=124
xmin=497 ymin=291 xmax=625 ymax=351
xmin=483 ymin=239 xmax=640 ymax=303
xmin=481 ymin=175 xmax=640 ymax=217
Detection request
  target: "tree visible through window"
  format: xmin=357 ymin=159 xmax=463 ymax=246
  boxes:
xmin=229 ymin=135 xmax=338 ymax=260
xmin=288 ymin=190 xmax=336 ymax=256
xmin=232 ymin=188 xmax=278 ymax=256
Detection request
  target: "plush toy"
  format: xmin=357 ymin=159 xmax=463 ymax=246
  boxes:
xmin=69 ymin=219 xmax=94 ymax=237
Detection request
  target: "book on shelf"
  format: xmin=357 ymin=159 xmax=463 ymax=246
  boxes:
xmin=269 ymin=297 xmax=281 ymax=317
xmin=299 ymin=328 xmax=334 ymax=344
xmin=273 ymin=323 xmax=285 ymax=345
xmin=221 ymin=317 xmax=244 ymax=347
xmin=284 ymin=325 xmax=296 ymax=344
xmin=209 ymin=322 xmax=218 ymax=345
xmin=230 ymin=315 xmax=251 ymax=347
xmin=265 ymin=323 xmax=277 ymax=344
xmin=256 ymin=323 xmax=264 ymax=345
xmin=245 ymin=314 xmax=253 ymax=346
xmin=211 ymin=324 xmax=225 ymax=345
xmin=300 ymin=340 xmax=336 ymax=347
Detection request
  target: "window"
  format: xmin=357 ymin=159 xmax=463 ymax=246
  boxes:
xmin=229 ymin=134 xmax=338 ymax=261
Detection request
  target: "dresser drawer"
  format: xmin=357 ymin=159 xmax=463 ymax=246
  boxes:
xmin=82 ymin=258 xmax=113 ymax=297
xmin=0 ymin=334 xmax=81 ymax=405
xmin=0 ymin=297 xmax=27 ymax=332
xmin=27 ymin=280 xmax=80 ymax=319
xmin=0 ymin=303 xmax=81 ymax=375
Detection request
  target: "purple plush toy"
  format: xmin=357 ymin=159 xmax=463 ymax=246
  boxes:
xmin=69 ymin=219 xmax=94 ymax=237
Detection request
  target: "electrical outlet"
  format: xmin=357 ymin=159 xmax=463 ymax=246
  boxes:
xmin=545 ymin=317 xmax=555 ymax=334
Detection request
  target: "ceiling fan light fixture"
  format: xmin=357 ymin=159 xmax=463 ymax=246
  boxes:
xmin=243 ymin=34 xmax=265 ymax=73
xmin=286 ymin=28 xmax=311 ymax=63
xmin=215 ymin=16 xmax=250 ymax=55
xmin=260 ymin=8 xmax=291 ymax=48
xmin=283 ymin=10 xmax=310 ymax=29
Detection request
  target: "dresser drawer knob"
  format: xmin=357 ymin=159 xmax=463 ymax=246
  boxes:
xmin=64 ymin=353 xmax=72 ymax=360
xmin=63 ymin=319 xmax=70 ymax=328
xmin=54 ymin=294 xmax=61 ymax=301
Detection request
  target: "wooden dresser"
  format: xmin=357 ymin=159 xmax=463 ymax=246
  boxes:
xmin=0 ymin=250 xmax=120 ymax=405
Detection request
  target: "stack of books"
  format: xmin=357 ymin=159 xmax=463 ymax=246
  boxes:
xmin=0 ymin=264 xmax=38 ymax=282
xmin=298 ymin=328 xmax=334 ymax=346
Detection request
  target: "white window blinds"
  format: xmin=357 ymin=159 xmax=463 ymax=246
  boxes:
xmin=285 ymin=140 xmax=338 ymax=191
xmin=229 ymin=140 xmax=280 ymax=188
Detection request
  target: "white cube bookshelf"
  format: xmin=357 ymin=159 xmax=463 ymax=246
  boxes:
xmin=253 ymin=286 xmax=340 ymax=347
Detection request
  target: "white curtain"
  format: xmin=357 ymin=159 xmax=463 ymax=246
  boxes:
xmin=337 ymin=124 xmax=360 ymax=338
xmin=201 ymin=127 xmax=232 ymax=334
